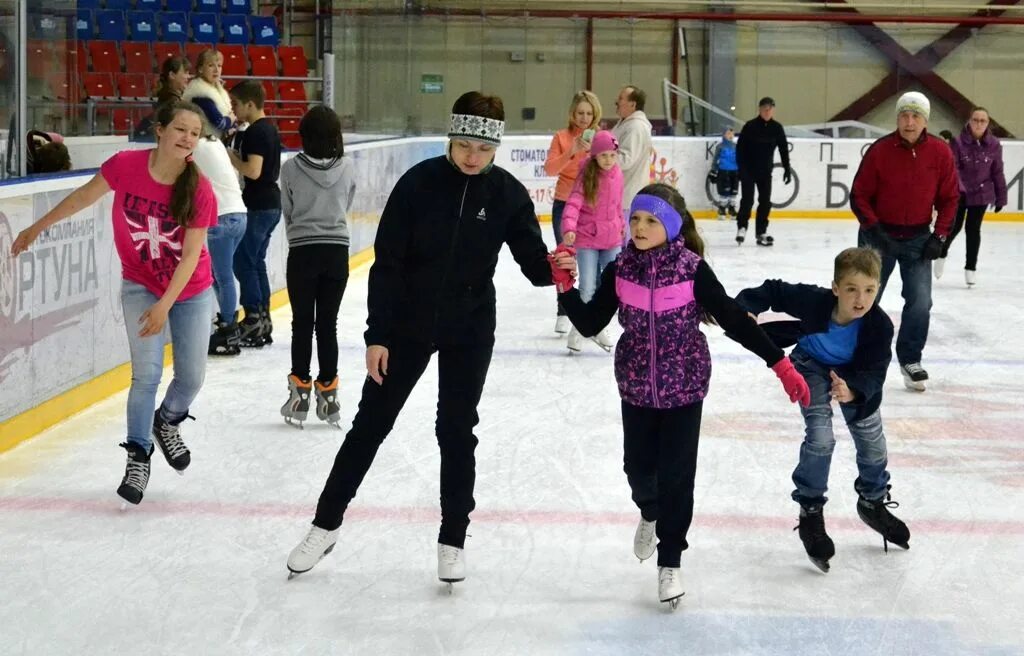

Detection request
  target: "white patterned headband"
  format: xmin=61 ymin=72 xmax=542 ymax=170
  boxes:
xmin=448 ymin=113 xmax=505 ymax=146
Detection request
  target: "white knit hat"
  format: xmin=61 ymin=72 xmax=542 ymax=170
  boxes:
xmin=896 ymin=92 xmax=930 ymax=120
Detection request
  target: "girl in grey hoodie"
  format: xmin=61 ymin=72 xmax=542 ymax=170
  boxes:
xmin=278 ymin=106 xmax=355 ymax=428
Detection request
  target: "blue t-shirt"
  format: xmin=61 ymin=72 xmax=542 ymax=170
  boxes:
xmin=797 ymin=318 xmax=862 ymax=366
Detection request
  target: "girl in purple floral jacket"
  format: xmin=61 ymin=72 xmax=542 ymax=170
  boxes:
xmin=557 ymin=183 xmax=810 ymax=608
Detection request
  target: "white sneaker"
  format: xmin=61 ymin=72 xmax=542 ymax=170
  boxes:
xmin=287 ymin=526 xmax=340 ymax=578
xmin=566 ymin=327 xmax=584 ymax=353
xmin=437 ymin=543 xmax=465 ymax=582
xmin=933 ymin=257 xmax=945 ymax=279
xmin=593 ymin=328 xmax=614 ymax=352
xmin=900 ymin=362 xmax=928 ymax=392
xmin=658 ymin=566 xmax=684 ymax=605
xmin=965 ymin=269 xmax=977 ymax=287
xmin=633 ymin=518 xmax=656 ymax=561
xmin=554 ymin=315 xmax=570 ymax=334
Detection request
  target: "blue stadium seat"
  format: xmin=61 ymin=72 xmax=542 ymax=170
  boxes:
xmin=225 ymin=0 xmax=251 ymax=14
xmin=30 ymin=13 xmax=66 ymax=40
xmin=190 ymin=13 xmax=220 ymax=44
xmin=77 ymin=0 xmax=102 ymax=9
xmin=249 ymin=15 xmax=279 ymax=45
xmin=159 ymin=12 xmax=189 ymax=42
xmin=106 ymin=0 xmax=134 ymax=10
xmin=166 ymin=0 xmax=193 ymax=10
xmin=195 ymin=0 xmax=222 ymax=12
xmin=137 ymin=0 xmax=163 ymax=10
xmin=220 ymin=15 xmax=249 ymax=44
xmin=128 ymin=11 xmax=158 ymax=42
xmin=76 ymin=10 xmax=94 ymax=41
xmin=96 ymin=10 xmax=127 ymax=41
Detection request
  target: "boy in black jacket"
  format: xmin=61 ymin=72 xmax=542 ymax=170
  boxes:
xmin=735 ymin=247 xmax=910 ymax=572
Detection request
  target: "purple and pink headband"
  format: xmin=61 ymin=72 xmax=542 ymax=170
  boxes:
xmin=630 ymin=194 xmax=683 ymax=240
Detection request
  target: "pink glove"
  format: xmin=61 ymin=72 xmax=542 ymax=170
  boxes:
xmin=548 ymin=245 xmax=577 ymax=293
xmin=771 ymin=357 xmax=811 ymax=407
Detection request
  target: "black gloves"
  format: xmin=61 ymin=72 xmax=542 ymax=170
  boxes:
xmin=994 ymin=205 xmax=1003 ymax=213
xmin=922 ymin=232 xmax=945 ymax=260
xmin=708 ymin=170 xmax=718 ymax=184
xmin=783 ymin=168 xmax=792 ymax=185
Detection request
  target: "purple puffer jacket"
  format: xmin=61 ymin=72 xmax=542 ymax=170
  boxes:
xmin=613 ymin=239 xmax=711 ymax=409
xmin=951 ymin=126 xmax=1007 ymax=207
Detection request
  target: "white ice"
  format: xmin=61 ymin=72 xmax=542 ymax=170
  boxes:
xmin=1 ymin=219 xmax=1022 ymax=656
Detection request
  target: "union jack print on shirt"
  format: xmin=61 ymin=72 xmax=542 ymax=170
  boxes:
xmin=124 ymin=209 xmax=182 ymax=263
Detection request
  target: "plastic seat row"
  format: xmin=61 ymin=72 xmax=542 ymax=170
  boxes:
xmin=77 ymin=10 xmax=279 ymax=44
xmin=60 ymin=41 xmax=306 ymax=78
xmin=77 ymin=0 xmax=252 ymax=13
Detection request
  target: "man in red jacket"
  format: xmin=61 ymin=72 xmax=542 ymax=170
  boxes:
xmin=850 ymin=92 xmax=960 ymax=392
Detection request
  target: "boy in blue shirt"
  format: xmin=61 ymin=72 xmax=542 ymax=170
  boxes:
xmin=735 ymin=247 xmax=910 ymax=572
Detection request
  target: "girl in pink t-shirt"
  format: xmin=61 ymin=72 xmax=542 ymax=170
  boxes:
xmin=11 ymin=102 xmax=218 ymax=507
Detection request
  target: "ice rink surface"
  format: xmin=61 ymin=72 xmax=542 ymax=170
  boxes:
xmin=1 ymin=219 xmax=1022 ymax=656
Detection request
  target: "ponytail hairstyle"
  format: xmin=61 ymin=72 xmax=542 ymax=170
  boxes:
xmin=581 ymin=157 xmax=601 ymax=207
xmin=154 ymin=101 xmax=203 ymax=228
xmin=155 ymin=56 xmax=190 ymax=106
xmin=635 ymin=183 xmax=712 ymax=323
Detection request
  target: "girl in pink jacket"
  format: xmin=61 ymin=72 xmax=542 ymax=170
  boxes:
xmin=561 ymin=130 xmax=625 ymax=353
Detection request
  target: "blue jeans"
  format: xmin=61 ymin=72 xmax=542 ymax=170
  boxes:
xmin=234 ymin=208 xmax=281 ymax=309
xmin=206 ymin=212 xmax=247 ymax=324
xmin=121 ymin=281 xmax=213 ymax=449
xmin=790 ymin=350 xmax=891 ymax=506
xmin=576 ymin=246 xmax=621 ymax=303
xmin=858 ymin=229 xmax=932 ymax=365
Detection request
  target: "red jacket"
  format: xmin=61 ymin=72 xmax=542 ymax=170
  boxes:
xmin=850 ymin=130 xmax=960 ymax=238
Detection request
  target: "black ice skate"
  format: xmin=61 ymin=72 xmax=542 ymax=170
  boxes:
xmin=152 ymin=408 xmax=192 ymax=473
xmin=208 ymin=314 xmax=241 ymax=356
xmin=794 ymin=503 xmax=835 ymax=573
xmin=117 ymin=442 xmax=154 ymax=507
xmin=260 ymin=305 xmax=274 ymax=345
xmin=857 ymin=488 xmax=910 ymax=552
xmin=900 ymin=362 xmax=928 ymax=392
xmin=238 ymin=307 xmax=265 ymax=348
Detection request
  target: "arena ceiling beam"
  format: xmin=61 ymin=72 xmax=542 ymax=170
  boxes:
xmin=819 ymin=0 xmax=1020 ymax=137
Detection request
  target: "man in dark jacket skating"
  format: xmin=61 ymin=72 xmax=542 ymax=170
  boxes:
xmin=735 ymin=97 xmax=791 ymax=246
xmin=285 ymin=91 xmax=567 ymax=587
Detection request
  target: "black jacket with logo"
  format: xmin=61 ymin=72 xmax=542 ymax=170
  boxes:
xmin=364 ymin=155 xmax=552 ymax=347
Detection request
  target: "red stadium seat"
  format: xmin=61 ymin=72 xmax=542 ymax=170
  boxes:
xmin=247 ymin=45 xmax=277 ymax=77
xmin=27 ymin=40 xmax=52 ymax=79
xmin=185 ymin=42 xmax=208 ymax=66
xmin=84 ymin=72 xmax=116 ymax=98
xmin=219 ymin=44 xmax=247 ymax=77
xmin=88 ymin=40 xmax=121 ymax=73
xmin=277 ymin=81 xmax=306 ymax=102
xmin=123 ymin=42 xmax=154 ymax=74
xmin=116 ymin=73 xmax=150 ymax=99
xmin=153 ymin=41 xmax=183 ymax=65
xmin=277 ymin=45 xmax=306 ymax=77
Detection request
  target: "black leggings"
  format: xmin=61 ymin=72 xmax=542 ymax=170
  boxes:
xmin=286 ymin=244 xmax=349 ymax=382
xmin=313 ymin=340 xmax=494 ymax=548
xmin=622 ymin=400 xmax=703 ymax=568
xmin=942 ymin=202 xmax=986 ymax=271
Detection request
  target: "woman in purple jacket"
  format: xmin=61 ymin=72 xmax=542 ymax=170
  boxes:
xmin=937 ymin=107 xmax=1007 ymax=286
xmin=557 ymin=183 xmax=810 ymax=609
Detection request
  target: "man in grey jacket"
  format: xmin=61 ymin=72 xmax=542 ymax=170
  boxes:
xmin=612 ymin=85 xmax=654 ymax=211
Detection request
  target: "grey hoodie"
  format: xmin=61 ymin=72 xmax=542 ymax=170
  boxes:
xmin=280 ymin=153 xmax=355 ymax=248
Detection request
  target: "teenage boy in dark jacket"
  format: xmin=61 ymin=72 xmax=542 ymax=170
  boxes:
xmin=286 ymin=91 xmax=567 ymax=588
xmin=735 ymin=247 xmax=910 ymax=574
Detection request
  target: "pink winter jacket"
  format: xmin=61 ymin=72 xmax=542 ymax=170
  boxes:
xmin=561 ymin=163 xmax=625 ymax=250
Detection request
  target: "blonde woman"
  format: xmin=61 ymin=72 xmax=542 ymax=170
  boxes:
xmin=543 ymin=90 xmax=602 ymax=334
xmin=182 ymin=49 xmax=235 ymax=140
